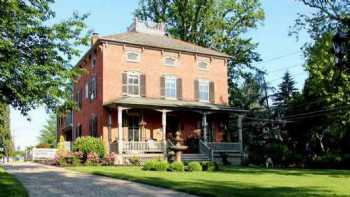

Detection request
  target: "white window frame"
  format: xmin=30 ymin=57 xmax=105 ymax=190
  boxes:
xmin=198 ymin=79 xmax=210 ymax=102
xmin=164 ymin=75 xmax=177 ymax=100
xmin=126 ymin=71 xmax=141 ymax=97
xmin=125 ymin=51 xmax=141 ymax=62
xmin=163 ymin=56 xmax=177 ymax=67
xmin=197 ymin=61 xmax=209 ymax=70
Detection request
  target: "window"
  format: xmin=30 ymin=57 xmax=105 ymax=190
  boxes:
xmin=198 ymin=61 xmax=209 ymax=70
xmin=127 ymin=73 xmax=140 ymax=96
xmin=75 ymin=89 xmax=82 ymax=109
xmin=128 ymin=115 xmax=140 ymax=141
xmin=164 ymin=57 xmax=177 ymax=66
xmin=164 ymin=76 xmax=177 ymax=99
xmin=76 ymin=124 xmax=82 ymax=138
xmin=91 ymin=55 xmax=96 ymax=68
xmin=86 ymin=77 xmax=96 ymax=100
xmin=89 ymin=115 xmax=97 ymax=137
xmin=126 ymin=51 xmax=140 ymax=62
xmin=198 ymin=80 xmax=209 ymax=102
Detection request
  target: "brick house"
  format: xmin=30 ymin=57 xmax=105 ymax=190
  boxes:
xmin=57 ymin=19 xmax=245 ymax=164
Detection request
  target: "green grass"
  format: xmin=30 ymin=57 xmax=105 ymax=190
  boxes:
xmin=69 ymin=166 xmax=350 ymax=197
xmin=0 ymin=167 xmax=27 ymax=197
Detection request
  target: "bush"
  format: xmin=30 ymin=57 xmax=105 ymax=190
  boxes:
xmin=103 ymin=153 xmax=116 ymax=166
xmin=201 ymin=161 xmax=217 ymax=171
xmin=187 ymin=161 xmax=202 ymax=171
xmin=73 ymin=137 xmax=105 ymax=159
xmin=143 ymin=160 xmax=157 ymax=171
xmin=71 ymin=156 xmax=81 ymax=166
xmin=169 ymin=161 xmax=184 ymax=172
xmin=85 ymin=152 xmax=100 ymax=166
xmin=36 ymin=143 xmax=50 ymax=148
xmin=154 ymin=160 xmax=169 ymax=171
xmin=128 ymin=156 xmax=141 ymax=166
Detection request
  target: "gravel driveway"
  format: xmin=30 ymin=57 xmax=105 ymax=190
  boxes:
xmin=3 ymin=162 xmax=196 ymax=197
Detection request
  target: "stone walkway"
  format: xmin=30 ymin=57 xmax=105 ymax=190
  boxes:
xmin=3 ymin=162 xmax=196 ymax=197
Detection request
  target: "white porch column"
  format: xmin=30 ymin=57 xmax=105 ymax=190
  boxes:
xmin=117 ymin=106 xmax=123 ymax=154
xmin=202 ymin=112 xmax=208 ymax=143
xmin=162 ymin=110 xmax=167 ymax=143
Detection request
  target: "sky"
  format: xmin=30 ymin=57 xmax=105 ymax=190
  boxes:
xmin=11 ymin=0 xmax=313 ymax=150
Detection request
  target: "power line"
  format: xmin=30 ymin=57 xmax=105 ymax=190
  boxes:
xmin=255 ymin=51 xmax=302 ymax=65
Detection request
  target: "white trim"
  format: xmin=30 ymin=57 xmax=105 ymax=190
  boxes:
xmin=164 ymin=75 xmax=177 ymax=100
xmin=126 ymin=71 xmax=141 ymax=97
xmin=125 ymin=51 xmax=141 ymax=62
xmin=197 ymin=60 xmax=209 ymax=70
xmin=198 ymin=79 xmax=210 ymax=103
xmin=163 ymin=56 xmax=177 ymax=67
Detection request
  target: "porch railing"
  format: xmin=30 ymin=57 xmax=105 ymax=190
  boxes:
xmin=207 ymin=142 xmax=241 ymax=153
xmin=123 ymin=141 xmax=164 ymax=153
xmin=199 ymin=140 xmax=214 ymax=161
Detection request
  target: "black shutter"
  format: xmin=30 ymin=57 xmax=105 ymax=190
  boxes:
xmin=177 ymin=78 xmax=182 ymax=100
xmin=194 ymin=79 xmax=199 ymax=101
xmin=140 ymin=74 xmax=146 ymax=97
xmin=88 ymin=78 xmax=92 ymax=101
xmin=122 ymin=72 xmax=127 ymax=96
xmin=209 ymin=81 xmax=215 ymax=103
xmin=89 ymin=118 xmax=92 ymax=136
xmin=160 ymin=76 xmax=165 ymax=98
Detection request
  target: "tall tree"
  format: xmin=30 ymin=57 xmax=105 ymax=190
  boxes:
xmin=135 ymin=0 xmax=265 ymax=108
xmin=273 ymin=71 xmax=298 ymax=116
xmin=0 ymin=0 xmax=89 ymax=116
xmin=38 ymin=113 xmax=57 ymax=148
xmin=0 ymin=103 xmax=13 ymax=161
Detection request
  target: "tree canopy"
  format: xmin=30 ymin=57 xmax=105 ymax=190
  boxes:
xmin=38 ymin=112 xmax=57 ymax=148
xmin=0 ymin=0 xmax=89 ymax=116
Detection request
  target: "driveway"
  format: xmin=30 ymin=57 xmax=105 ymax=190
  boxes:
xmin=4 ymin=162 xmax=196 ymax=197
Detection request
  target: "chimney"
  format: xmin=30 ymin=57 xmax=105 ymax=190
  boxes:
xmin=91 ymin=32 xmax=99 ymax=45
xmin=127 ymin=17 xmax=166 ymax=36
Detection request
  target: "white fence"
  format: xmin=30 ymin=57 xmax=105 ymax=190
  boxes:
xmin=25 ymin=148 xmax=57 ymax=161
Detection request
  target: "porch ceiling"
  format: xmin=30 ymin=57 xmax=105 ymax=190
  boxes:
xmin=103 ymin=97 xmax=246 ymax=113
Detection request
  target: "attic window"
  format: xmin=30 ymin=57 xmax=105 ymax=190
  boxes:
xmin=126 ymin=51 xmax=140 ymax=62
xmin=164 ymin=57 xmax=177 ymax=67
xmin=198 ymin=61 xmax=209 ymax=70
xmin=91 ymin=55 xmax=96 ymax=68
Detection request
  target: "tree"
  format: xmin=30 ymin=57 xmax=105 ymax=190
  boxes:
xmin=0 ymin=103 xmax=13 ymax=161
xmin=0 ymin=0 xmax=89 ymax=116
xmin=38 ymin=113 xmax=57 ymax=148
xmin=135 ymin=0 xmax=265 ymax=109
xmin=273 ymin=71 xmax=298 ymax=117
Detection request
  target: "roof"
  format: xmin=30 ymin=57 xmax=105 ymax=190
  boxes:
xmin=100 ymin=32 xmax=230 ymax=58
xmin=103 ymin=97 xmax=246 ymax=113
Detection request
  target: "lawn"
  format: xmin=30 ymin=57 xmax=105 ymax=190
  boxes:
xmin=69 ymin=166 xmax=350 ymax=197
xmin=0 ymin=166 xmax=27 ymax=197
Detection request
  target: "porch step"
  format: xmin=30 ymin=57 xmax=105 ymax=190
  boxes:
xmin=182 ymin=154 xmax=210 ymax=162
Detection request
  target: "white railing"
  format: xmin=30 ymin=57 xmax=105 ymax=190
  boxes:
xmin=207 ymin=142 xmax=241 ymax=153
xmin=199 ymin=140 xmax=213 ymax=160
xmin=123 ymin=141 xmax=164 ymax=153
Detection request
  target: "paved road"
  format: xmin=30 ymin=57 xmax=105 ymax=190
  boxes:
xmin=4 ymin=162 xmax=196 ymax=197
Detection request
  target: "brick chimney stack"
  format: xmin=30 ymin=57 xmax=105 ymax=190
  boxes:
xmin=91 ymin=32 xmax=99 ymax=45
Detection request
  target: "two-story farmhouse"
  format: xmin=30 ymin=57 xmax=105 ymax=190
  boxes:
xmin=57 ymin=19 xmax=245 ymax=164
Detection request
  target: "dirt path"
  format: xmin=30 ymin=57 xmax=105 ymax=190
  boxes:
xmin=4 ymin=162 xmax=196 ymax=197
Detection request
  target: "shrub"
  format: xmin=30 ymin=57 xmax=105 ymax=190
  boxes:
xmin=187 ymin=161 xmax=202 ymax=171
xmin=201 ymin=161 xmax=217 ymax=171
xmin=71 ymin=156 xmax=81 ymax=166
xmin=36 ymin=143 xmax=50 ymax=148
xmin=73 ymin=137 xmax=105 ymax=159
xmin=143 ymin=160 xmax=158 ymax=171
xmin=154 ymin=160 xmax=169 ymax=171
xmin=128 ymin=156 xmax=141 ymax=166
xmin=103 ymin=153 xmax=116 ymax=166
xmin=85 ymin=152 xmax=100 ymax=166
xmin=169 ymin=161 xmax=184 ymax=172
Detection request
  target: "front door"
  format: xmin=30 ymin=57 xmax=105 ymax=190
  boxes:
xmin=166 ymin=115 xmax=180 ymax=142
xmin=128 ymin=115 xmax=140 ymax=141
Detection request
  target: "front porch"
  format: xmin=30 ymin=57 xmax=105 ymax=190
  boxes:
xmin=104 ymin=97 xmax=245 ymax=163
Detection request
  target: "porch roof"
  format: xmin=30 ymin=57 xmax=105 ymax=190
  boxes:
xmin=103 ymin=97 xmax=246 ymax=113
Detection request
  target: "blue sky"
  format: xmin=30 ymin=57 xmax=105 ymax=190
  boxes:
xmin=11 ymin=0 xmax=313 ymax=150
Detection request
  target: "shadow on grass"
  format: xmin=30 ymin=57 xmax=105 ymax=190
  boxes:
xmin=221 ymin=167 xmax=350 ymax=178
xmin=0 ymin=167 xmax=28 ymax=197
xmin=89 ymin=169 xmax=344 ymax=197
